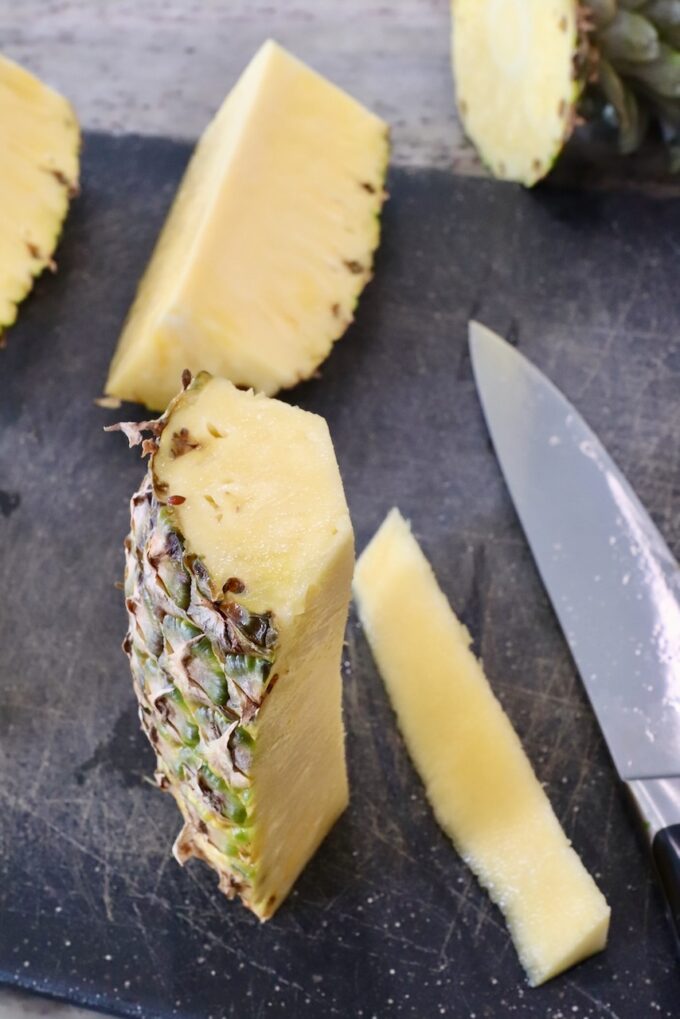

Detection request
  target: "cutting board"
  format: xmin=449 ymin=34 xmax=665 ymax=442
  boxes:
xmin=1 ymin=133 xmax=678 ymax=1019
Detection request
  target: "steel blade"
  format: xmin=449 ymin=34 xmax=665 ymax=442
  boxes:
xmin=469 ymin=321 xmax=680 ymax=781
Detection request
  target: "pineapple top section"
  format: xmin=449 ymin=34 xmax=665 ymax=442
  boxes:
xmin=452 ymin=0 xmax=580 ymax=185
xmin=0 ymin=55 xmax=80 ymax=329
xmin=153 ymin=374 xmax=353 ymax=619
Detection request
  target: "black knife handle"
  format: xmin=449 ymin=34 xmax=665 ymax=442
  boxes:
xmin=625 ymin=777 xmax=680 ymax=955
xmin=652 ymin=825 xmax=680 ymax=951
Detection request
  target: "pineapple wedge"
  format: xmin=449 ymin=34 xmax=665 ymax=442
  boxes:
xmin=112 ymin=372 xmax=353 ymax=919
xmin=106 ymin=40 xmax=389 ymax=410
xmin=452 ymin=0 xmax=680 ymax=184
xmin=0 ymin=55 xmax=80 ymax=337
xmin=354 ymin=510 xmax=610 ymax=986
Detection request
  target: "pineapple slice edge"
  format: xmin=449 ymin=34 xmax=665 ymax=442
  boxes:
xmin=0 ymin=54 xmax=80 ymax=339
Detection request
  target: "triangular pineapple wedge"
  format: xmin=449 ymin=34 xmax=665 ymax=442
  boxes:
xmin=111 ymin=372 xmax=353 ymax=918
xmin=105 ymin=40 xmax=389 ymax=410
xmin=0 ymin=55 xmax=80 ymax=338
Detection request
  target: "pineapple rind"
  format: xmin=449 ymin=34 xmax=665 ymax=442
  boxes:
xmin=121 ymin=374 xmax=282 ymax=916
xmin=126 ymin=469 xmax=278 ymax=914
xmin=0 ymin=55 xmax=80 ymax=335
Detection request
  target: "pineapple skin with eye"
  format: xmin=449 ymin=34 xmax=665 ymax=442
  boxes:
xmin=116 ymin=372 xmax=353 ymax=919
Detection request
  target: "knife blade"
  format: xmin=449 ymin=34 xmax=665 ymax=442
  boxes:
xmin=469 ymin=320 xmax=680 ymax=950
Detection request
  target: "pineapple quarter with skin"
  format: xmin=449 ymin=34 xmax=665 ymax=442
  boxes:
xmin=118 ymin=372 xmax=353 ymax=919
xmin=354 ymin=510 xmax=610 ymax=985
xmin=452 ymin=0 xmax=680 ymax=185
xmin=0 ymin=55 xmax=80 ymax=337
xmin=106 ymin=40 xmax=389 ymax=411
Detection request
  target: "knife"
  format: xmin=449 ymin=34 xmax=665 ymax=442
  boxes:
xmin=469 ymin=320 xmax=680 ymax=951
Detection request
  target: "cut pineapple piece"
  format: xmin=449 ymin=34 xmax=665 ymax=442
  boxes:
xmin=106 ymin=40 xmax=389 ymax=410
xmin=116 ymin=372 xmax=353 ymax=919
xmin=354 ymin=509 xmax=610 ymax=985
xmin=0 ymin=55 xmax=80 ymax=336
xmin=452 ymin=0 xmax=580 ymax=185
xmin=452 ymin=0 xmax=680 ymax=183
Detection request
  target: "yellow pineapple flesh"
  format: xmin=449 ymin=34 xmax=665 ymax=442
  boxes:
xmin=0 ymin=55 xmax=80 ymax=337
xmin=354 ymin=509 xmax=610 ymax=985
xmin=105 ymin=40 xmax=389 ymax=410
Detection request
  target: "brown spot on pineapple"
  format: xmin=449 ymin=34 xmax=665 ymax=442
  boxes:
xmin=559 ymin=14 xmax=567 ymax=31
xmin=141 ymin=438 xmax=158 ymax=457
xmin=532 ymin=159 xmax=542 ymax=174
xmin=360 ymin=181 xmax=376 ymax=194
xmin=181 ymin=368 xmax=192 ymax=389
xmin=167 ymin=494 xmax=186 ymax=505
xmin=263 ymin=673 xmax=280 ymax=702
xmin=149 ymin=725 xmax=159 ymax=746
xmin=344 ymin=259 xmax=364 ymax=274
xmin=155 ymin=771 xmax=170 ymax=791
xmin=267 ymin=894 xmax=277 ymax=910
xmin=223 ymin=577 xmax=246 ymax=594
xmin=170 ymin=427 xmax=200 ymax=458
xmin=197 ymin=820 xmax=208 ymax=835
xmin=46 ymin=167 xmax=79 ymax=197
xmin=26 ymin=241 xmax=57 ymax=272
xmin=331 ymin=303 xmax=341 ymax=318
xmin=558 ymin=98 xmax=567 ymax=118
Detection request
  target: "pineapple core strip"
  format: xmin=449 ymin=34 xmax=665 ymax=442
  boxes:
xmin=0 ymin=55 xmax=79 ymax=332
xmin=353 ymin=509 xmax=610 ymax=986
xmin=106 ymin=39 xmax=388 ymax=410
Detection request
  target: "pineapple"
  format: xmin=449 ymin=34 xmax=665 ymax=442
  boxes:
xmin=451 ymin=0 xmax=680 ymax=185
xmin=105 ymin=40 xmax=389 ymax=411
xmin=0 ymin=55 xmax=80 ymax=338
xmin=354 ymin=510 xmax=610 ymax=986
xmin=109 ymin=372 xmax=353 ymax=918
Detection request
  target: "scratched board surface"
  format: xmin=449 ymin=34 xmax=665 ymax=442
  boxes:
xmin=0 ymin=134 xmax=678 ymax=1019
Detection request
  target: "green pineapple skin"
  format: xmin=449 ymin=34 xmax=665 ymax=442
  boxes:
xmin=120 ymin=378 xmax=280 ymax=912
xmin=583 ymin=1 xmax=679 ymax=163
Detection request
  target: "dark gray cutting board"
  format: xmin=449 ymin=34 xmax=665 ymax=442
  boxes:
xmin=1 ymin=133 xmax=679 ymax=1019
